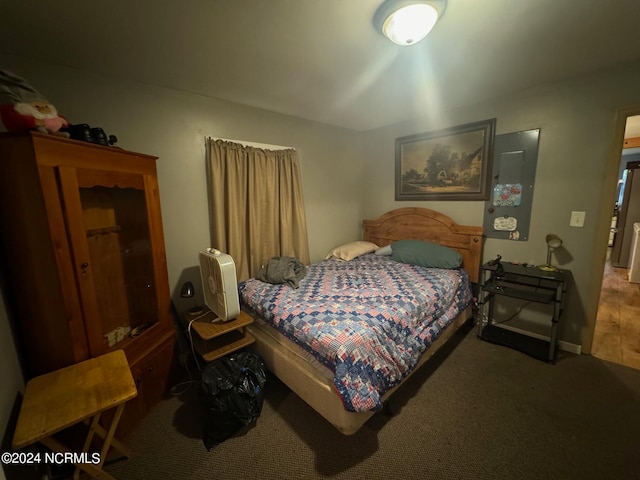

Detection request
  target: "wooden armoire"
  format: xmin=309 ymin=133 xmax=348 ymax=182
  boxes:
xmin=0 ymin=132 xmax=176 ymax=437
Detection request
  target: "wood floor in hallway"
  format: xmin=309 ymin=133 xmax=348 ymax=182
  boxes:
xmin=592 ymin=249 xmax=640 ymax=370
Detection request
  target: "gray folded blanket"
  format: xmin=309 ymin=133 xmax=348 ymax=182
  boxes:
xmin=256 ymin=256 xmax=307 ymax=289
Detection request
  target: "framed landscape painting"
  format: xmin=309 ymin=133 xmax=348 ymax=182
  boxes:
xmin=395 ymin=118 xmax=496 ymax=201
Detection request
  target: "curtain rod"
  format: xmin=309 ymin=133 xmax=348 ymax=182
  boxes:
xmin=208 ymin=136 xmax=294 ymax=151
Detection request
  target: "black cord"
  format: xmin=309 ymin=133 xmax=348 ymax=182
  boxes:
xmin=492 ymin=300 xmax=532 ymax=325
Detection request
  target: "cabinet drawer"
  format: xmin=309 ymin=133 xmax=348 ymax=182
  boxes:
xmin=131 ymin=335 xmax=177 ymax=409
xmin=116 ymin=335 xmax=176 ymax=439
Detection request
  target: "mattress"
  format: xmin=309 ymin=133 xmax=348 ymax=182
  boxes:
xmin=239 ymin=254 xmax=472 ymax=412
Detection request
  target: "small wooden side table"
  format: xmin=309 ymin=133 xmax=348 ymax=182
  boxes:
xmin=188 ymin=309 xmax=255 ymax=362
xmin=12 ymin=350 xmax=137 ymax=480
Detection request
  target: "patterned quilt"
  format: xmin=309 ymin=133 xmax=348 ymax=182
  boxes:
xmin=238 ymin=254 xmax=472 ymax=412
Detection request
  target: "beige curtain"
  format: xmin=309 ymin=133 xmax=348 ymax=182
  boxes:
xmin=206 ymin=139 xmax=310 ymax=282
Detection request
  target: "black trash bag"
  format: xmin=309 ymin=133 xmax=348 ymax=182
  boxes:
xmin=200 ymin=351 xmax=267 ymax=450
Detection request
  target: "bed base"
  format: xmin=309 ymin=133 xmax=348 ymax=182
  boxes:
xmin=247 ymin=306 xmax=472 ymax=435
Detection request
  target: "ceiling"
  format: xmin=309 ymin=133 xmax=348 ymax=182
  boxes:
xmin=1 ymin=0 xmax=640 ymax=131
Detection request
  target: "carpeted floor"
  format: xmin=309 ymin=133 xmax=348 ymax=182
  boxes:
xmin=104 ymin=327 xmax=640 ymax=480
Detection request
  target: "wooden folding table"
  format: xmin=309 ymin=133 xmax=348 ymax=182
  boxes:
xmin=12 ymin=350 xmax=137 ymax=480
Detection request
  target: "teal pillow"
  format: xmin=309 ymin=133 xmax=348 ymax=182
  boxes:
xmin=391 ymin=239 xmax=462 ymax=269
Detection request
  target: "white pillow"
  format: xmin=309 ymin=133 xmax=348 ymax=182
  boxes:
xmin=325 ymin=241 xmax=379 ymax=261
xmin=375 ymin=245 xmax=393 ymax=256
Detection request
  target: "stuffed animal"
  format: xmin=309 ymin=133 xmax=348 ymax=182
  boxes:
xmin=0 ymin=69 xmax=69 ymax=135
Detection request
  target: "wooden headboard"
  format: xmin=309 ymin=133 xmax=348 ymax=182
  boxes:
xmin=362 ymin=207 xmax=484 ymax=283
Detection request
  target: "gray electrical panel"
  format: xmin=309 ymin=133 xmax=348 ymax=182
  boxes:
xmin=483 ymin=129 xmax=540 ymax=241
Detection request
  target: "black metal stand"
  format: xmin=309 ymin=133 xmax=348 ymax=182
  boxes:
xmin=477 ymin=260 xmax=568 ymax=363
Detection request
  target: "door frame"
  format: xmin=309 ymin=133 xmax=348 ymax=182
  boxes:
xmin=584 ymin=106 xmax=640 ymax=353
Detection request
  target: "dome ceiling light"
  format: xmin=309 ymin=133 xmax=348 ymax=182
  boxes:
xmin=374 ymin=0 xmax=447 ymax=46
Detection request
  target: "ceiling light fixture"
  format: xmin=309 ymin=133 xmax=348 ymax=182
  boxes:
xmin=374 ymin=0 xmax=447 ymax=46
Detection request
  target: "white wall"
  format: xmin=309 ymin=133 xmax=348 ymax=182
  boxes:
xmin=363 ymin=59 xmax=640 ymax=349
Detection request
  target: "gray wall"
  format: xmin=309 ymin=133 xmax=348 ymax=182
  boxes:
xmin=0 ymin=54 xmax=365 ymax=464
xmin=0 ymin=54 xmax=367 ymax=301
xmin=3 ymin=54 xmax=640 ymax=461
xmin=362 ymin=59 xmax=640 ymax=349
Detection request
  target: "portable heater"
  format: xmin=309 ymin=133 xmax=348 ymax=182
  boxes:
xmin=198 ymin=248 xmax=240 ymax=322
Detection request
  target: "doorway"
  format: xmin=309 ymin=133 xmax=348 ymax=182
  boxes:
xmin=591 ymin=115 xmax=640 ymax=370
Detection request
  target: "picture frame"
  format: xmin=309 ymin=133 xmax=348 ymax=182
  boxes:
xmin=395 ymin=118 xmax=496 ymax=201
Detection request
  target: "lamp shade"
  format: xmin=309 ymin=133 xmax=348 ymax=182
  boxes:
xmin=180 ymin=281 xmax=195 ymax=298
xmin=546 ymin=234 xmax=563 ymax=249
xmin=374 ymin=0 xmax=447 ymax=46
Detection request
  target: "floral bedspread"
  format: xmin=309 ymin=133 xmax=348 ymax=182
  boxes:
xmin=238 ymin=254 xmax=472 ymax=412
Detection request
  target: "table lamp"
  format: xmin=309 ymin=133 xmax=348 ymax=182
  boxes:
xmin=180 ymin=281 xmax=204 ymax=315
xmin=538 ymin=234 xmax=563 ymax=272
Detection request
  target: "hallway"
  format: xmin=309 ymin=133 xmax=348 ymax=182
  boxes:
xmin=592 ymin=249 xmax=640 ymax=370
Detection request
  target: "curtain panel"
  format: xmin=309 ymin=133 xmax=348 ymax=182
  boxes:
xmin=206 ymin=139 xmax=310 ymax=282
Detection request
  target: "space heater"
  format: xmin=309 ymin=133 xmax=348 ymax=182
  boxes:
xmin=198 ymin=248 xmax=240 ymax=322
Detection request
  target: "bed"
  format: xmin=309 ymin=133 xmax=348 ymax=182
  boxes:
xmin=239 ymin=207 xmax=483 ymax=434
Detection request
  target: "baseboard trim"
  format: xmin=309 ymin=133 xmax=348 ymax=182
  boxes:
xmin=495 ymin=324 xmax=582 ymax=355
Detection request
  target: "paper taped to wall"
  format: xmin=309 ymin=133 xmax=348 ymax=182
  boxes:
xmin=493 ymin=216 xmax=517 ymax=231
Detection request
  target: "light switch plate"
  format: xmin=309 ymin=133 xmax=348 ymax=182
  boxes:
xmin=570 ymin=211 xmax=586 ymax=227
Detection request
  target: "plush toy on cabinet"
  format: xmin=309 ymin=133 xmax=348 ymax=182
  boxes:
xmin=0 ymin=69 xmax=69 ymax=136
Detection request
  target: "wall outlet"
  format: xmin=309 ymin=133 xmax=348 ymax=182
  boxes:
xmin=570 ymin=211 xmax=586 ymax=227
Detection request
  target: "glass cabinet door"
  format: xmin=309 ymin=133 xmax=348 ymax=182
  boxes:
xmin=58 ymin=166 xmax=160 ymax=356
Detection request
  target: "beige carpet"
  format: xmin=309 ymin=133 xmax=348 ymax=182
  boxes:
xmin=104 ymin=327 xmax=640 ymax=480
